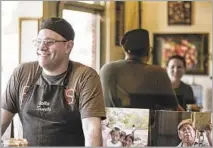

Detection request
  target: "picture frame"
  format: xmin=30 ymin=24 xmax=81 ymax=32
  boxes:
xmin=19 ymin=17 xmax=42 ymax=64
xmin=152 ymin=33 xmax=209 ymax=75
xmin=151 ymin=111 xmax=212 ymax=146
xmin=115 ymin=1 xmax=125 ymax=46
xmin=168 ymin=1 xmax=192 ymax=25
xmin=102 ymin=107 xmax=149 ymax=147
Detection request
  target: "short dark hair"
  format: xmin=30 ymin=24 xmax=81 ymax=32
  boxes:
xmin=110 ymin=127 xmax=120 ymax=135
xmin=120 ymin=29 xmax=150 ymax=57
xmin=126 ymin=50 xmax=149 ymax=57
xmin=166 ymin=55 xmax=186 ymax=68
xmin=125 ymin=134 xmax=134 ymax=144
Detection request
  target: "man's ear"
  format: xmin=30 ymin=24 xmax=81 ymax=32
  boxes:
xmin=65 ymin=40 xmax=74 ymax=54
xmin=144 ymin=50 xmax=151 ymax=63
xmin=177 ymin=130 xmax=182 ymax=139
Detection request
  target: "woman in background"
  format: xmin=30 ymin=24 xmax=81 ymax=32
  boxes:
xmin=166 ymin=55 xmax=197 ymax=111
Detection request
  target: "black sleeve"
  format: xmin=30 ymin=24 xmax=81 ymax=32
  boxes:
xmin=1 ymin=66 xmax=22 ymax=113
xmin=185 ymin=85 xmax=196 ymax=104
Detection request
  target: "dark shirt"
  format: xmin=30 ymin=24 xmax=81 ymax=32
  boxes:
xmin=100 ymin=59 xmax=179 ymax=110
xmin=174 ymin=81 xmax=195 ymax=110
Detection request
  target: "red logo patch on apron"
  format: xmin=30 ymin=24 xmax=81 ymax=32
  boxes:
xmin=23 ymin=86 xmax=29 ymax=97
xmin=64 ymin=88 xmax=76 ymax=105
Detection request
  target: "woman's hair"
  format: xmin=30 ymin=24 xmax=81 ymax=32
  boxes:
xmin=166 ymin=55 xmax=186 ymax=68
xmin=125 ymin=134 xmax=134 ymax=144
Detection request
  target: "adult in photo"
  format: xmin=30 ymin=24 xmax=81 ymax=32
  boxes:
xmin=177 ymin=119 xmax=212 ymax=147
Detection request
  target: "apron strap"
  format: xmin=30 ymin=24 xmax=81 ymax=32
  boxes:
xmin=64 ymin=61 xmax=73 ymax=87
xmin=62 ymin=61 xmax=78 ymax=106
xmin=20 ymin=64 xmax=42 ymax=107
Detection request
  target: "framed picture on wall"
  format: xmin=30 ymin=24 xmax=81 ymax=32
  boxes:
xmin=115 ymin=1 xmax=125 ymax=46
xmin=168 ymin=1 xmax=192 ymax=25
xmin=152 ymin=33 xmax=209 ymax=75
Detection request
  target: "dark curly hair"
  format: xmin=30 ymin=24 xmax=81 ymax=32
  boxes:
xmin=110 ymin=127 xmax=120 ymax=135
xmin=125 ymin=134 xmax=134 ymax=144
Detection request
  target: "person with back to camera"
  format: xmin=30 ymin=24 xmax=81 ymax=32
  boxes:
xmin=177 ymin=119 xmax=212 ymax=147
xmin=100 ymin=28 xmax=183 ymax=111
xmin=166 ymin=55 xmax=198 ymax=111
xmin=1 ymin=17 xmax=106 ymax=146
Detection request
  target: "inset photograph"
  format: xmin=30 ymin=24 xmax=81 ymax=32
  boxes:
xmin=102 ymin=107 xmax=150 ymax=147
xmin=151 ymin=111 xmax=212 ymax=147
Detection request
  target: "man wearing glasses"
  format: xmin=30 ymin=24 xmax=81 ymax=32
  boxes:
xmin=1 ymin=17 xmax=106 ymax=146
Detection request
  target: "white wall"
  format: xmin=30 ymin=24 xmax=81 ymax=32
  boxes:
xmin=1 ymin=1 xmax=43 ymax=140
xmin=142 ymin=1 xmax=212 ymax=111
xmin=1 ymin=1 xmax=43 ymax=92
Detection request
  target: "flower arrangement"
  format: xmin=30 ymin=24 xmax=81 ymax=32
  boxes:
xmin=162 ymin=39 xmax=198 ymax=69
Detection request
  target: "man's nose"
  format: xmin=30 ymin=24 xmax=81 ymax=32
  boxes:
xmin=173 ymin=68 xmax=178 ymax=73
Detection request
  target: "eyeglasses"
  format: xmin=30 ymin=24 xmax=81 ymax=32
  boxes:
xmin=32 ymin=38 xmax=67 ymax=47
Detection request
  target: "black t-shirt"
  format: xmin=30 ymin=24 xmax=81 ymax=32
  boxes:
xmin=174 ymin=81 xmax=195 ymax=110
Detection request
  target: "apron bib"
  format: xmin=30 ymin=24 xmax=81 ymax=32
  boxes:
xmin=19 ymin=62 xmax=84 ymax=146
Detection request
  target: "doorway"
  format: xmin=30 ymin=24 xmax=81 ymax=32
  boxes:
xmin=62 ymin=9 xmax=101 ymax=71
